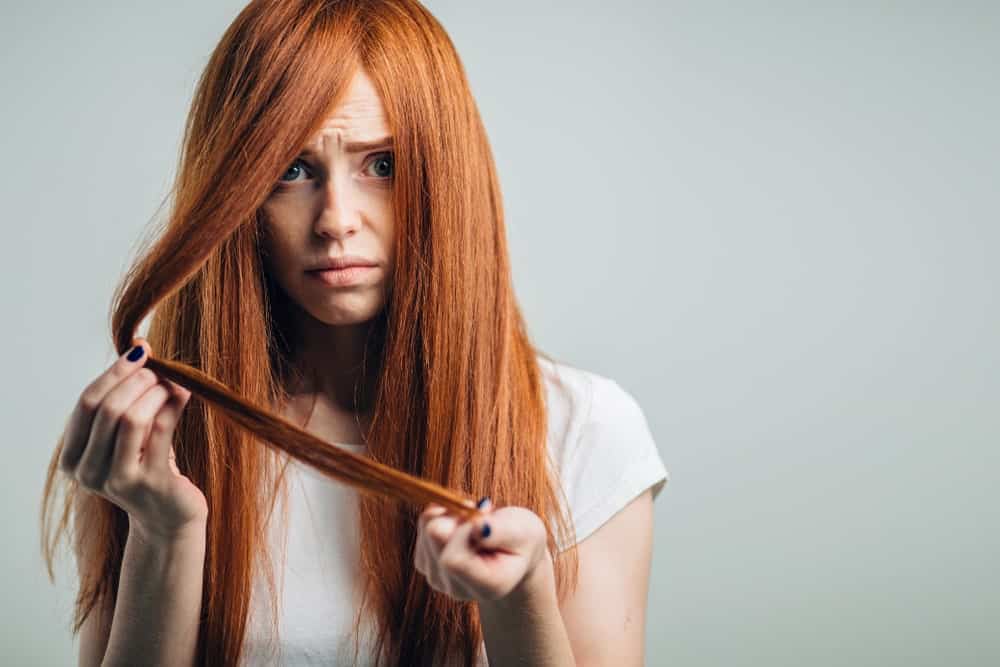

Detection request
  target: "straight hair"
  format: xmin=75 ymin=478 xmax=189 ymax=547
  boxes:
xmin=40 ymin=1 xmax=578 ymax=665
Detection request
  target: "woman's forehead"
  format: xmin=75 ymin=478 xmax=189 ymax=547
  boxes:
xmin=305 ymin=69 xmax=389 ymax=144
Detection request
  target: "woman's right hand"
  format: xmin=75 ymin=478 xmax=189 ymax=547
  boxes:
xmin=59 ymin=337 xmax=208 ymax=543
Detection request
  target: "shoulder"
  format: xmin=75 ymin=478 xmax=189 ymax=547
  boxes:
xmin=536 ymin=354 xmax=652 ymax=457
xmin=535 ymin=355 xmax=670 ymax=552
xmin=535 ymin=354 xmax=593 ymax=446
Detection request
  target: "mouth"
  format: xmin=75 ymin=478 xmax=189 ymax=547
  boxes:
xmin=306 ymin=265 xmax=378 ymax=287
xmin=307 ymin=256 xmax=379 ymax=271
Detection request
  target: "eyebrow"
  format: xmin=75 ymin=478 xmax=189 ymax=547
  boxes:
xmin=299 ymin=135 xmax=394 ymax=157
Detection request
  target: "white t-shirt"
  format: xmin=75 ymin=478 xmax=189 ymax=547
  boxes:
xmin=240 ymin=356 xmax=670 ymax=665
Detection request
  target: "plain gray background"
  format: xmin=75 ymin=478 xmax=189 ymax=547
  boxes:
xmin=2 ymin=1 xmax=997 ymax=665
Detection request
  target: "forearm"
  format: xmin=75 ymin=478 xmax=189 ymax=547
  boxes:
xmin=478 ymin=552 xmax=575 ymax=666
xmin=101 ymin=521 xmax=206 ymax=667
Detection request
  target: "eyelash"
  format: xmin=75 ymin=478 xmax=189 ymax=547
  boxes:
xmin=278 ymin=151 xmax=394 ymax=185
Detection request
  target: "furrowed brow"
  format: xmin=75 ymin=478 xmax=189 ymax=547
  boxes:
xmin=299 ymin=135 xmax=394 ymax=158
xmin=344 ymin=136 xmax=393 ymax=153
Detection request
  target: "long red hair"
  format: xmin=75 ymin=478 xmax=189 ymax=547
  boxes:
xmin=39 ymin=1 xmax=579 ymax=665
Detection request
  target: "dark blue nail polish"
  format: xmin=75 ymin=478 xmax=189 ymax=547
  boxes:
xmin=480 ymin=523 xmax=491 ymax=539
xmin=126 ymin=346 xmax=144 ymax=362
xmin=476 ymin=496 xmax=490 ymax=510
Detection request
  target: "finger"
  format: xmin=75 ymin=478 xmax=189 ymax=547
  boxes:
xmin=468 ymin=508 xmax=535 ymax=553
xmin=143 ymin=384 xmax=191 ymax=473
xmin=418 ymin=505 xmax=450 ymax=550
xmin=416 ymin=523 xmax=434 ymax=577
xmin=414 ymin=507 xmax=432 ymax=575
xmin=418 ymin=503 xmax=448 ymax=536
xmin=109 ymin=381 xmax=173 ymax=487
xmin=425 ymin=513 xmax=460 ymax=557
xmin=427 ymin=523 xmax=467 ymax=596
xmin=75 ymin=367 xmax=159 ymax=489
xmin=438 ymin=518 xmax=492 ymax=594
xmin=163 ymin=378 xmax=192 ymax=404
xmin=167 ymin=446 xmax=180 ymax=475
xmin=418 ymin=499 xmax=480 ymax=530
xmin=161 ymin=379 xmax=191 ymax=475
xmin=467 ymin=499 xmax=493 ymax=548
xmin=413 ymin=531 xmax=424 ymax=575
xmin=60 ymin=339 xmax=150 ymax=472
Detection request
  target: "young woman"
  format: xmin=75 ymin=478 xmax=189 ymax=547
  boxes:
xmin=41 ymin=1 xmax=669 ymax=665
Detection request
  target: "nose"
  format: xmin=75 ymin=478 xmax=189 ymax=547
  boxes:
xmin=312 ymin=174 xmax=360 ymax=240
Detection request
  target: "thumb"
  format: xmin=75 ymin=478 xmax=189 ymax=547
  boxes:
xmin=130 ymin=336 xmax=152 ymax=357
xmin=470 ymin=506 xmax=534 ymax=552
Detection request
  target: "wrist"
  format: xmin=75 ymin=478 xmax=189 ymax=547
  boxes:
xmin=129 ymin=517 xmax=207 ymax=550
xmin=476 ymin=549 xmax=576 ymax=666
xmin=481 ymin=549 xmax=556 ymax=616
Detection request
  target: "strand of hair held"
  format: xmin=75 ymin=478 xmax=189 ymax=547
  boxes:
xmin=143 ymin=354 xmax=480 ymax=519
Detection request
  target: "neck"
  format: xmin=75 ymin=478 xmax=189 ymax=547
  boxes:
xmin=289 ymin=312 xmax=382 ymax=415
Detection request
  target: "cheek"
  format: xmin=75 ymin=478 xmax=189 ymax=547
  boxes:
xmin=260 ymin=210 xmax=305 ymax=270
xmin=380 ymin=212 xmax=397 ymax=259
xmin=260 ymin=236 xmax=293 ymax=282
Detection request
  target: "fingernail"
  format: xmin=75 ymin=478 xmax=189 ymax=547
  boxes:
xmin=476 ymin=496 xmax=491 ymax=510
xmin=126 ymin=346 xmax=144 ymax=362
xmin=480 ymin=523 xmax=491 ymax=539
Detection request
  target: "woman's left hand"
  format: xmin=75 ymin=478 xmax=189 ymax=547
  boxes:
xmin=414 ymin=498 xmax=552 ymax=604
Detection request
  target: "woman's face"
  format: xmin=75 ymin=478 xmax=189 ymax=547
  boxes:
xmin=260 ymin=69 xmax=395 ymax=327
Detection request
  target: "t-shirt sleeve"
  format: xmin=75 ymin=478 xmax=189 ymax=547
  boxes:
xmin=553 ymin=376 xmax=670 ymax=553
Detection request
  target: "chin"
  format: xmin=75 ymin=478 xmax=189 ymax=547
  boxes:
xmin=305 ymin=296 xmax=386 ymax=327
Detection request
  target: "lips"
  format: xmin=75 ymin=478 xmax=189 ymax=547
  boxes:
xmin=307 ymin=255 xmax=378 ymax=272
xmin=307 ymin=264 xmax=377 ymax=287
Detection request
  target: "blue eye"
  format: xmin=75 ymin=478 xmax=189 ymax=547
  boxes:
xmin=366 ymin=151 xmax=394 ymax=179
xmin=279 ymin=159 xmax=312 ymax=183
xmin=277 ymin=152 xmax=394 ymax=187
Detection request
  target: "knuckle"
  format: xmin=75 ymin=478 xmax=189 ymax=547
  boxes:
xmin=57 ymin=444 xmax=74 ymax=471
xmin=76 ymin=469 xmax=103 ymax=490
xmin=58 ymin=446 xmax=79 ymax=473
xmin=120 ymin=409 xmax=150 ymax=431
xmin=110 ymin=357 xmax=137 ymax=378
xmin=420 ymin=504 xmax=444 ymax=522
xmin=102 ymin=476 xmax=122 ymax=497
xmin=79 ymin=390 xmax=102 ymax=413
xmin=428 ymin=520 xmax=452 ymax=544
xmin=135 ymin=368 xmax=157 ymax=384
xmin=97 ymin=401 xmax=127 ymax=424
xmin=149 ymin=413 xmax=174 ymax=436
xmin=439 ymin=554 xmax=461 ymax=572
xmin=104 ymin=473 xmax=138 ymax=498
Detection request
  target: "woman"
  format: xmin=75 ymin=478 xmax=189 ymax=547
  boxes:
xmin=40 ymin=1 xmax=669 ymax=665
